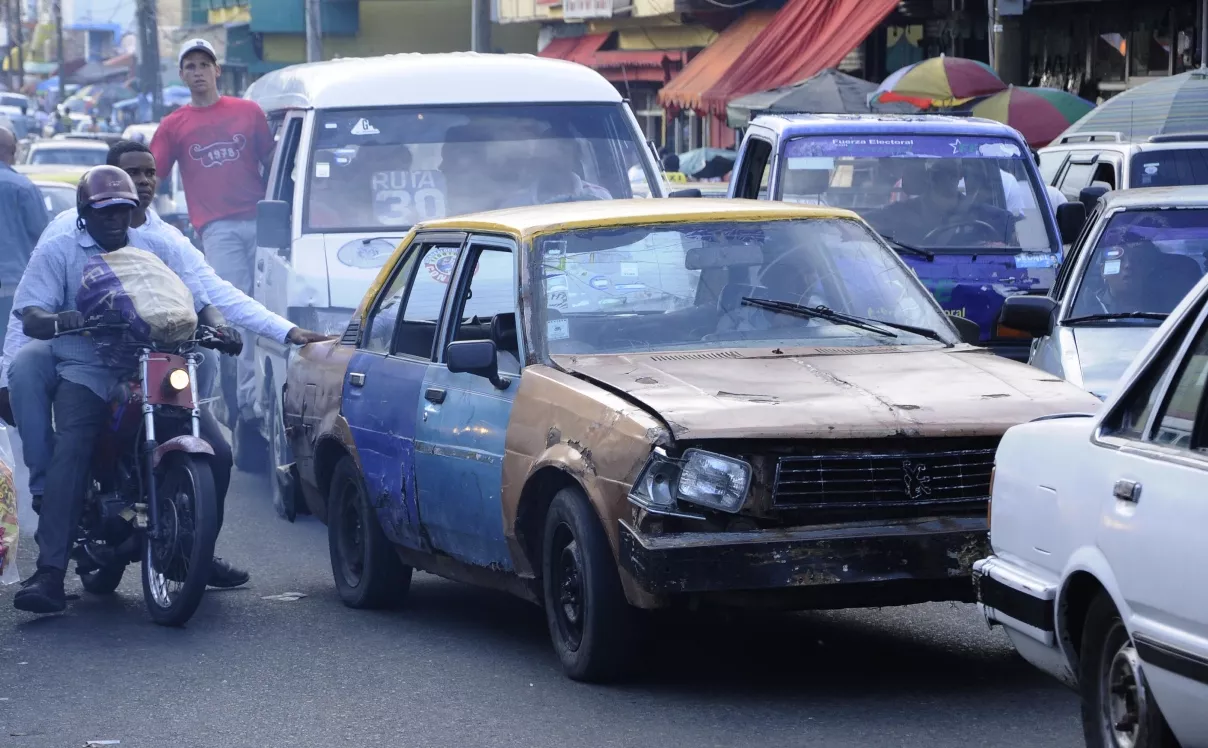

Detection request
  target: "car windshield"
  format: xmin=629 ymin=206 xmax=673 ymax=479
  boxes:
xmin=1069 ymin=207 xmax=1208 ymax=319
xmin=29 ymin=147 xmax=107 ymax=166
xmin=0 ymin=94 xmax=26 ymax=108
xmin=532 ymin=218 xmax=957 ymax=355
xmin=1129 ymin=148 xmax=1208 ymax=187
xmin=777 ymin=134 xmax=1055 ymax=252
xmin=306 ymin=104 xmax=654 ymax=232
xmin=37 ymin=185 xmax=76 ymax=217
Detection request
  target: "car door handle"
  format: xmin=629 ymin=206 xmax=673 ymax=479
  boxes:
xmin=424 ymin=387 xmax=446 ymax=404
xmin=257 ymin=259 xmax=265 ymax=272
xmin=1113 ymin=479 xmax=1141 ymax=503
xmin=349 ymin=372 xmax=365 ymax=387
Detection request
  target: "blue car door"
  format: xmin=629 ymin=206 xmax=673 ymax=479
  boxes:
xmin=342 ymin=234 xmax=467 ymax=550
xmin=412 ymin=237 xmax=520 ymax=569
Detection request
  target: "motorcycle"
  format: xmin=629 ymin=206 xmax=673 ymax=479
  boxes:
xmin=58 ymin=316 xmax=240 ymax=626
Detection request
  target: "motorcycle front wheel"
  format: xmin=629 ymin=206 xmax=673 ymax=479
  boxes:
xmin=142 ymin=452 xmax=218 ymax=627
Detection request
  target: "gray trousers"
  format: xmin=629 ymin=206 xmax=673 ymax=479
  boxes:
xmin=9 ymin=339 xmax=217 ymax=496
xmin=200 ymin=218 xmax=259 ymax=419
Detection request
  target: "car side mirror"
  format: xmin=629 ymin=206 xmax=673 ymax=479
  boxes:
xmin=446 ymin=340 xmax=510 ymax=389
xmin=257 ymin=199 xmax=291 ymax=255
xmin=669 ymin=188 xmax=702 ymax=198
xmin=946 ymin=314 xmax=981 ymax=345
xmin=1056 ymin=202 xmax=1087 ymax=245
xmin=1078 ymin=184 xmax=1109 ymax=216
xmin=998 ymin=295 xmax=1058 ymax=338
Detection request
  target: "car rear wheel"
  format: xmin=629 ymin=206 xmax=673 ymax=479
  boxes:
xmin=1079 ymin=592 xmax=1178 ymax=748
xmin=541 ymin=486 xmax=640 ymax=682
xmin=327 ymin=455 xmax=411 ymax=609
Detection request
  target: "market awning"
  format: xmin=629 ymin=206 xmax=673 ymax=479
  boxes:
xmin=700 ymin=0 xmax=899 ymax=116
xmin=658 ymin=11 xmax=775 ymax=115
xmin=540 ymin=32 xmax=684 ymax=83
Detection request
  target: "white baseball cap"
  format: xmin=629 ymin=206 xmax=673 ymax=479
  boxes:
xmin=178 ymin=38 xmax=218 ymax=67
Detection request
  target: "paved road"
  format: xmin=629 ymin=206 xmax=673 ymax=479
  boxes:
xmin=1 ymin=468 xmax=1083 ymax=748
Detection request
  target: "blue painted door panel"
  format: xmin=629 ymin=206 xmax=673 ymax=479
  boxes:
xmin=342 ymin=350 xmax=428 ymax=550
xmin=412 ymin=364 xmax=517 ymax=570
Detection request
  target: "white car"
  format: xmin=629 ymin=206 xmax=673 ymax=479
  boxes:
xmin=975 ymin=273 xmax=1208 ymax=748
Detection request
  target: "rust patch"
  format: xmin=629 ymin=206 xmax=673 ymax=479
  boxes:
xmin=717 ymin=391 xmax=779 ymax=404
xmin=982 ymin=393 xmax=1010 ymax=399
xmin=635 ymin=376 xmax=659 ymax=385
xmin=892 ymin=404 xmax=920 ymax=410
xmin=546 ymin=426 xmax=561 ymax=448
xmin=947 ymin=537 xmax=989 ymax=576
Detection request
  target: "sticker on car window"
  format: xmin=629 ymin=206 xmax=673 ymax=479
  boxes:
xmin=1014 ymin=252 xmax=1056 ymax=269
xmin=424 ymin=247 xmax=459 ymax=284
xmin=620 ymin=263 xmax=639 ymax=277
xmin=372 ymin=170 xmax=447 ymax=225
xmin=589 ymin=276 xmax=610 ymax=290
xmin=547 ymin=318 xmax=570 ymax=340
xmin=351 ymin=118 xmax=380 ymax=136
xmin=315 ymin=162 xmax=330 ymax=179
xmin=1103 ymin=259 xmax=1122 ymax=275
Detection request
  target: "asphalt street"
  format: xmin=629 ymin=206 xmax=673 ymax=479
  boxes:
xmin=1 ymin=466 xmax=1084 ymax=748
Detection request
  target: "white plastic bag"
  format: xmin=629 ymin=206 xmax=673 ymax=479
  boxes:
xmin=77 ymin=247 xmax=197 ymax=346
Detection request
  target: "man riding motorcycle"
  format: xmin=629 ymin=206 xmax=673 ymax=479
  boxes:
xmin=11 ymin=167 xmax=236 ymax=614
xmin=0 ymin=140 xmax=330 ymax=593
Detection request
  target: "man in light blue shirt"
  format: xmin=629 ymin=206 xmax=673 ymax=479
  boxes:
xmin=0 ymin=126 xmax=50 ymax=342
xmin=11 ymin=166 xmax=227 ymax=613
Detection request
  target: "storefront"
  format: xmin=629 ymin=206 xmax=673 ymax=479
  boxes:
xmin=1025 ymin=0 xmax=1204 ymax=101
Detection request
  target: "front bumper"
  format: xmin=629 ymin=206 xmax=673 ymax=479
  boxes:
xmin=619 ymin=515 xmax=988 ymax=607
xmin=972 ymin=555 xmax=1057 ymax=642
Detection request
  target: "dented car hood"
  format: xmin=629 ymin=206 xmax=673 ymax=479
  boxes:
xmin=552 ymin=346 xmax=1101 ymax=441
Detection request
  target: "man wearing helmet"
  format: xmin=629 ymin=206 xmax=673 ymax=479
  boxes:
xmin=10 ymin=166 xmax=228 ymax=613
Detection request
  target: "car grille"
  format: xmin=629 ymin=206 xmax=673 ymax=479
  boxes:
xmin=772 ymin=447 xmax=995 ymax=509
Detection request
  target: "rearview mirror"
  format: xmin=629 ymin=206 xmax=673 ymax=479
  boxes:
xmin=1078 ymin=184 xmax=1110 ymax=215
xmin=946 ymin=314 xmax=982 ymax=345
xmin=669 ymin=188 xmax=702 ymax=198
xmin=446 ymin=340 xmax=510 ymax=390
xmin=1056 ymin=202 xmax=1087 ymax=245
xmin=257 ymin=199 xmax=291 ymax=254
xmin=998 ymin=296 xmax=1058 ymax=338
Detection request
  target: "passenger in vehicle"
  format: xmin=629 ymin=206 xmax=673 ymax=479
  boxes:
xmin=515 ymin=138 xmax=612 ymax=206
xmin=1085 ymin=239 xmax=1203 ymax=315
xmin=869 ymin=159 xmax=1014 ymax=246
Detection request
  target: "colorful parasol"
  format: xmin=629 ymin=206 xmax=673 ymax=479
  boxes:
xmin=969 ymin=86 xmax=1095 ymax=148
xmin=872 ymin=55 xmax=1006 ymax=108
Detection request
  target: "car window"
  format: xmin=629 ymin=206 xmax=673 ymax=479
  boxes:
xmin=447 ymin=245 xmax=519 ymax=372
xmin=1038 ymin=150 xmax=1067 ymax=185
xmin=1069 ymin=208 xmax=1208 ymax=319
xmin=395 ymin=243 xmax=462 ymax=358
xmin=733 ymin=138 xmax=772 ymax=200
xmin=1153 ymin=321 xmax=1208 ymax=449
xmin=1130 ymin=149 xmax=1208 ymax=188
xmin=363 ymin=244 xmax=421 ymax=355
xmin=1059 ymin=160 xmax=1097 ymax=199
xmin=1091 ymin=161 xmax=1117 ymax=190
xmin=305 ymin=103 xmax=646 ymax=233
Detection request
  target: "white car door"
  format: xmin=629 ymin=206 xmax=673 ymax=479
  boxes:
xmin=1095 ymin=299 xmax=1208 ymax=744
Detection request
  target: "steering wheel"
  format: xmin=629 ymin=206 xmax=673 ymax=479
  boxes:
xmin=923 ymin=219 xmax=1000 ymax=245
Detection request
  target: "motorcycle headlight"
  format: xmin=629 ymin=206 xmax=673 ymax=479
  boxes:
xmin=167 ymin=368 xmax=190 ymax=392
xmin=628 ymin=448 xmax=751 ymax=515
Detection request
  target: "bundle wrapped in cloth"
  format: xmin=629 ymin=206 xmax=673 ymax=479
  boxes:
xmin=0 ymin=428 xmax=19 ymax=585
xmin=76 ymin=247 xmax=197 ymax=364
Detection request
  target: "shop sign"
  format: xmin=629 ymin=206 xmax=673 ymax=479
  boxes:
xmin=563 ymin=0 xmax=616 ymax=19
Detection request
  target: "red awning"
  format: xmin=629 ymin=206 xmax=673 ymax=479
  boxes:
xmin=700 ymin=0 xmax=898 ymax=115
xmin=540 ymin=33 xmax=684 ymax=84
xmin=659 ymin=11 xmax=776 ymax=115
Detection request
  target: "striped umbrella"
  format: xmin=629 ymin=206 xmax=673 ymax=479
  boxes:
xmin=1057 ymin=68 xmax=1208 ymax=141
xmin=969 ymin=86 xmax=1095 ymax=148
xmin=872 ymin=55 xmax=1006 ymax=108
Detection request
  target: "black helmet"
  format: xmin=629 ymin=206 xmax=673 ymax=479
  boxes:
xmin=77 ymin=165 xmax=139 ymax=212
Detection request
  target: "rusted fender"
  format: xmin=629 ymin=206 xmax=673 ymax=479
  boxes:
xmin=152 ymin=435 xmax=215 ymax=469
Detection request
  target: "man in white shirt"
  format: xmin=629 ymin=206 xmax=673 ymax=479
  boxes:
xmin=0 ymin=140 xmax=329 ymax=588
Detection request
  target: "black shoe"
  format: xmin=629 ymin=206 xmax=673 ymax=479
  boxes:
xmin=13 ymin=567 xmax=66 ymax=614
xmin=208 ymin=557 xmax=250 ymax=589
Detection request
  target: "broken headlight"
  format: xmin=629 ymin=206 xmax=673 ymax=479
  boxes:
xmin=628 ymin=448 xmax=751 ymax=515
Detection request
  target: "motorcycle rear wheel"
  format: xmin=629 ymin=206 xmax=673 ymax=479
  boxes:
xmin=142 ymin=452 xmax=218 ymax=627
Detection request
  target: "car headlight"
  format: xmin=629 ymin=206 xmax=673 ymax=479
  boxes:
xmin=288 ymin=306 xmax=356 ymax=337
xmin=628 ymin=448 xmax=751 ymax=515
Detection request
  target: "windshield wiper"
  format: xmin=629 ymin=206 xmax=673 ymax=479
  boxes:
xmin=1064 ymin=312 xmax=1170 ymax=325
xmin=878 ymin=234 xmax=935 ymax=261
xmin=741 ymin=297 xmax=953 ymax=345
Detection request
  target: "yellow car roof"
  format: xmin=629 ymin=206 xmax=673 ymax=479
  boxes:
xmin=414 ymin=198 xmax=859 ymax=239
xmin=14 ymin=165 xmax=90 ymax=185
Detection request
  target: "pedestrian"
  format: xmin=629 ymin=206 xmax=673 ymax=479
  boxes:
xmin=0 ymin=126 xmax=50 ymax=344
xmin=150 ymin=38 xmax=277 ymax=454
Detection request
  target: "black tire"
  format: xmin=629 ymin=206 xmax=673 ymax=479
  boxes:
xmin=141 ymin=453 xmax=218 ymax=627
xmin=327 ymin=456 xmax=411 ymax=609
xmin=1079 ymin=592 xmax=1178 ymax=748
xmin=79 ymin=564 xmax=125 ymax=595
xmin=233 ymin=415 xmax=269 ymax=474
xmin=541 ymin=486 xmax=640 ymax=682
xmin=268 ymin=377 xmax=304 ymax=521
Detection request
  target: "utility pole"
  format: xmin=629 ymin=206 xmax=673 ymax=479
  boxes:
xmin=135 ymin=0 xmax=162 ymax=119
xmin=470 ymin=0 xmax=489 ymax=53
xmin=992 ymin=0 xmax=1025 ymax=86
xmin=304 ymin=0 xmax=321 ymax=62
xmin=53 ymin=0 xmax=63 ymax=104
xmin=1201 ymin=0 xmax=1207 ymax=69
xmin=13 ymin=0 xmax=23 ymax=92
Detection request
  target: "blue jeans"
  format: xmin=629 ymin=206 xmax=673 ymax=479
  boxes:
xmin=9 ymin=340 xmax=218 ymax=496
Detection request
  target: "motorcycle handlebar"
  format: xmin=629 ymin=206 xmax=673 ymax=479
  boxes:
xmin=53 ymin=321 xmax=243 ymax=356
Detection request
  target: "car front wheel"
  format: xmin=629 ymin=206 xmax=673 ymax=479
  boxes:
xmin=541 ymin=486 xmax=640 ymax=682
xmin=1079 ymin=592 xmax=1178 ymax=748
xmin=327 ymin=455 xmax=412 ymax=609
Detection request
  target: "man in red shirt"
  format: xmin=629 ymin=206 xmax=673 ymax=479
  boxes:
xmin=151 ymin=39 xmax=275 ymax=446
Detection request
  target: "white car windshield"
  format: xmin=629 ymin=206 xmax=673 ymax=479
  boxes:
xmin=534 ymin=218 xmax=958 ymax=355
xmin=29 ymin=147 xmax=107 ymax=166
xmin=778 ymin=134 xmax=1055 ymax=252
xmin=306 ymin=104 xmax=654 ymax=232
xmin=1070 ymin=207 xmax=1208 ymax=319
